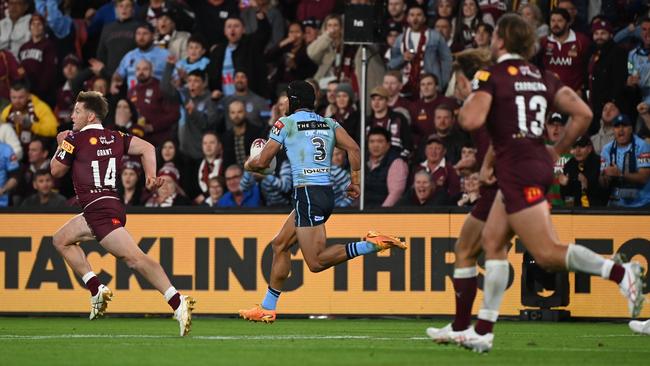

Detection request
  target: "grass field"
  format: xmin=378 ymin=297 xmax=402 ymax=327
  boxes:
xmin=0 ymin=317 xmax=648 ymax=365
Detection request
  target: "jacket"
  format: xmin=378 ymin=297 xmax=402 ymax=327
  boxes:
xmin=1 ymin=94 xmax=58 ymax=138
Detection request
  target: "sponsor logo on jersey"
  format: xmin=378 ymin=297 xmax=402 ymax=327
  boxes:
xmin=475 ymin=70 xmax=491 ymax=81
xmin=523 ymin=186 xmax=543 ymax=204
xmin=271 ymin=120 xmax=284 ymax=135
xmin=100 ymin=135 xmax=115 ymax=145
xmin=518 ymin=65 xmax=542 ymax=79
xmin=639 ymin=152 xmax=650 ymax=165
xmin=89 ymin=137 xmax=98 ymax=145
xmin=303 ymin=167 xmax=330 ymax=175
xmin=507 ymin=66 xmax=518 ymax=76
xmin=297 ymin=121 xmax=329 ymax=131
xmin=61 ymin=140 xmax=75 ymax=153
xmin=111 ymin=218 xmax=121 ymax=226
xmin=549 ymin=57 xmax=572 ymax=66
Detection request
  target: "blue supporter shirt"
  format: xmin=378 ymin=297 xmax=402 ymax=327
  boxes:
xmin=0 ymin=143 xmax=19 ymax=207
xmin=116 ymin=46 xmax=170 ymax=90
xmin=600 ymin=135 xmax=650 ymax=208
xmin=268 ymin=110 xmax=340 ymax=187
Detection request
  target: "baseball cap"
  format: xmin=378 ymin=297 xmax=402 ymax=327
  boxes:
xmin=302 ymin=17 xmax=321 ymax=30
xmin=612 ymin=114 xmax=633 ymax=127
xmin=370 ymin=86 xmax=389 ymax=99
xmin=426 ymin=134 xmax=445 ymax=146
xmin=573 ymin=135 xmax=593 ymax=147
xmin=591 ymin=19 xmax=613 ymax=34
xmin=549 ymin=113 xmax=568 ymax=125
xmin=62 ymin=54 xmax=81 ymax=68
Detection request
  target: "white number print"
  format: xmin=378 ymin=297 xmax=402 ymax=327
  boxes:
xmin=91 ymin=157 xmax=116 ymax=188
xmin=515 ymin=95 xmax=547 ymax=137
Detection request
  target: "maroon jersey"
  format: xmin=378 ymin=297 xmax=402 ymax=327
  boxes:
xmin=55 ymin=125 xmax=132 ymax=209
xmin=539 ymin=30 xmax=591 ymax=91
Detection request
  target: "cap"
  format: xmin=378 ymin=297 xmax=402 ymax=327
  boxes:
xmin=549 ymin=112 xmax=568 ymax=125
xmin=612 ymin=114 xmax=633 ymax=127
xmin=302 ymin=17 xmax=321 ymax=30
xmin=158 ymin=163 xmax=180 ymax=183
xmin=591 ymin=19 xmax=613 ymax=34
xmin=426 ymin=134 xmax=445 ymax=146
xmin=386 ymin=21 xmax=403 ymax=34
xmin=370 ymin=86 xmax=389 ymax=99
xmin=62 ymin=54 xmax=81 ymax=68
xmin=573 ymin=135 xmax=593 ymax=147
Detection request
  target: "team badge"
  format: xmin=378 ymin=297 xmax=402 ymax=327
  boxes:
xmin=61 ymin=140 xmax=75 ymax=153
xmin=271 ymin=120 xmax=284 ymax=135
xmin=89 ymin=137 xmax=98 ymax=145
xmin=523 ymin=186 xmax=543 ymax=204
xmin=507 ymin=66 xmax=518 ymax=76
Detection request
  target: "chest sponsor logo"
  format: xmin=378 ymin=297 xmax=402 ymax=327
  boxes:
xmin=89 ymin=137 xmax=98 ymax=145
xmin=100 ymin=135 xmax=115 ymax=145
xmin=303 ymin=167 xmax=330 ymax=175
xmin=61 ymin=140 xmax=75 ymax=154
xmin=507 ymin=66 xmax=519 ymax=76
xmin=297 ymin=121 xmax=329 ymax=131
xmin=549 ymin=57 xmax=573 ymax=66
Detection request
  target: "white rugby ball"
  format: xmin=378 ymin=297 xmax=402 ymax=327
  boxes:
xmin=250 ymin=138 xmax=277 ymax=175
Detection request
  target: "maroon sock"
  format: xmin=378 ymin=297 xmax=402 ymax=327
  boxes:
xmin=452 ymin=277 xmax=478 ymax=331
xmin=85 ymin=276 xmax=101 ymax=296
xmin=168 ymin=293 xmax=181 ymax=311
xmin=609 ymin=264 xmax=625 ymax=284
xmin=475 ymin=319 xmax=494 ymax=335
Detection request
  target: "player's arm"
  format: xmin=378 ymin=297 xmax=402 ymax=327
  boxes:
xmin=245 ymin=139 xmax=282 ymax=172
xmin=552 ymin=86 xmax=593 ymax=156
xmin=128 ymin=136 xmax=162 ymax=190
xmin=458 ymin=91 xmax=492 ymax=132
xmin=335 ymin=127 xmax=361 ymax=198
xmin=50 ymin=130 xmax=72 ymax=178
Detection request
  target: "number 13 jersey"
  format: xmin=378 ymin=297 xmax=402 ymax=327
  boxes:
xmin=55 ymin=124 xmax=132 ymax=208
xmin=268 ymin=110 xmax=340 ymax=187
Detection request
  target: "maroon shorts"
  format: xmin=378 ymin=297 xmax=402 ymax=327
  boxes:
xmin=83 ymin=198 xmax=127 ymax=241
xmin=497 ymin=159 xmax=554 ymax=214
xmin=470 ymin=185 xmax=498 ymax=222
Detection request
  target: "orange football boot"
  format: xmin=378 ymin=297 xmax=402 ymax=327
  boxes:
xmin=238 ymin=305 xmax=277 ymax=323
xmin=364 ymin=231 xmax=407 ymax=251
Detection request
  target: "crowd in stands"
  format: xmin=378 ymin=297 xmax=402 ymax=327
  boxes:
xmin=0 ymin=0 xmax=649 ymax=209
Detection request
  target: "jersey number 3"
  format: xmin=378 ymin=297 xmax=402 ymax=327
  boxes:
xmin=515 ymin=95 xmax=547 ymax=137
xmin=91 ymin=158 xmax=116 ymax=189
xmin=312 ymin=137 xmax=327 ymax=162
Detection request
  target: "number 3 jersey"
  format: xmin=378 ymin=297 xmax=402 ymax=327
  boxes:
xmin=55 ymin=124 xmax=132 ymax=208
xmin=473 ymin=55 xmax=563 ymax=176
xmin=268 ymin=110 xmax=340 ymax=187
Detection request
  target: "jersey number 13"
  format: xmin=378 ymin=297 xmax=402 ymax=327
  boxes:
xmin=515 ymin=95 xmax=547 ymax=137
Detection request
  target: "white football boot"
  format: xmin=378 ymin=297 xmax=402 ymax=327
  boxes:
xmin=449 ymin=326 xmax=494 ymax=353
xmin=425 ymin=323 xmax=454 ymax=344
xmin=173 ymin=295 xmax=196 ymax=336
xmin=89 ymin=285 xmax=113 ymax=320
xmin=618 ymin=262 xmax=645 ymax=318
xmin=629 ymin=319 xmax=650 ymax=335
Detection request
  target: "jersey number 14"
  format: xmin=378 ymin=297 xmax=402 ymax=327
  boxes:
xmin=91 ymin=158 xmax=116 ymax=189
xmin=515 ymin=95 xmax=547 ymax=137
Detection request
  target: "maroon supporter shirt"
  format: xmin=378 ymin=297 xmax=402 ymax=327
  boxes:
xmin=473 ymin=55 xmax=563 ymax=180
xmin=539 ymin=30 xmax=590 ymax=91
xmin=55 ymin=124 xmax=132 ymax=208
xmin=411 ymin=94 xmax=457 ymax=146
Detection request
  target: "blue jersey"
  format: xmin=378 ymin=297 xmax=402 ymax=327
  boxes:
xmin=268 ymin=110 xmax=340 ymax=187
xmin=600 ymin=135 xmax=650 ymax=208
xmin=0 ymin=142 xmax=19 ymax=207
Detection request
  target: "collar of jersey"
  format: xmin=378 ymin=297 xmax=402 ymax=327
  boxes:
xmin=548 ymin=29 xmax=576 ymax=45
xmin=497 ymin=53 xmax=523 ymax=63
xmin=80 ymin=123 xmax=104 ymax=131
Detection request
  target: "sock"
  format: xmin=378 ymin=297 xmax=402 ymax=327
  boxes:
xmin=82 ymin=271 xmax=100 ymax=296
xmin=476 ymin=260 xmax=509 ymax=335
xmin=261 ymin=287 xmax=281 ymax=310
xmin=452 ymin=267 xmax=478 ymax=331
xmin=164 ymin=286 xmax=181 ymax=311
xmin=563 ymin=244 xmax=625 ymax=284
xmin=345 ymin=241 xmax=378 ymax=259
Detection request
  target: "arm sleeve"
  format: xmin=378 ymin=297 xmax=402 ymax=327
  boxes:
xmin=3 ymin=147 xmax=19 ymax=172
xmin=382 ymin=159 xmax=408 ymax=207
xmin=0 ymin=124 xmax=23 ymax=161
xmin=43 ymin=0 xmax=72 ymax=38
xmin=387 ymin=35 xmax=405 ymax=70
xmin=268 ymin=118 xmax=288 ymax=145
xmin=473 ymin=68 xmax=497 ymax=95
xmin=54 ymin=135 xmax=76 ymax=166
xmin=636 ymin=142 xmax=650 ymax=168
xmin=436 ymin=34 xmax=453 ymax=88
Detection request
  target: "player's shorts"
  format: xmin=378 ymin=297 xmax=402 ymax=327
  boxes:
xmin=83 ymin=197 xmax=127 ymax=241
xmin=292 ymin=185 xmax=334 ymax=227
xmin=470 ymin=185 xmax=498 ymax=222
xmin=497 ymin=159 xmax=554 ymax=214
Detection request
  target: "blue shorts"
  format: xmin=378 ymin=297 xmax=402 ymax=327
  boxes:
xmin=292 ymin=185 xmax=334 ymax=227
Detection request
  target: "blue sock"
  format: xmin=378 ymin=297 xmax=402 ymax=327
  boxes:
xmin=261 ymin=286 xmax=281 ymax=310
xmin=345 ymin=241 xmax=379 ymax=259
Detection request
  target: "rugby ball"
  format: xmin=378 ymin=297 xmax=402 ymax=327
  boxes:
xmin=250 ymin=138 xmax=277 ymax=175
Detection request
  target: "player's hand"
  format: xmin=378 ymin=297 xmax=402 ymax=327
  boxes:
xmin=145 ymin=176 xmax=164 ymax=191
xmin=56 ymin=130 xmax=71 ymax=145
xmin=346 ymin=183 xmax=360 ymax=199
xmin=479 ymin=164 xmax=496 ymax=186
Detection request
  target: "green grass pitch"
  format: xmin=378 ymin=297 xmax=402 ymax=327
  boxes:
xmin=0 ymin=317 xmax=648 ymax=365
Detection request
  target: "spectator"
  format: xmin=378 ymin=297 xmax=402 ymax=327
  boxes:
xmin=146 ymin=163 xmax=191 ymax=206
xmin=18 ymin=14 xmax=58 ymax=106
xmin=411 ymin=74 xmax=457 ymax=148
xmin=127 ymin=58 xmax=180 ymax=145
xmin=118 ymin=159 xmax=147 ymax=206
xmin=587 ymin=18 xmax=627 ymax=136
xmin=434 ymin=17 xmax=454 ymax=53
xmin=161 ymin=68 xmax=220 ymax=161
xmin=591 ymin=99 xmax=620 ymax=155
xmin=306 ymin=15 xmax=343 ymax=85
xmin=383 ymin=70 xmax=413 ymax=125
xmin=457 ymin=171 xmax=480 ymax=207
xmin=637 ymin=102 xmax=650 ymax=144
xmin=111 ymin=23 xmax=169 ymax=92
xmin=55 ymin=55 xmax=81 ymax=129
xmin=331 ymin=82 xmax=360 ymax=143
xmin=319 ymin=79 xmax=338 ymax=117
xmin=0 ymin=118 xmax=22 ymax=161
xmin=385 ymin=0 xmax=408 ymax=33
xmin=156 ymin=138 xmax=182 ymax=172
xmin=220 ymin=71 xmax=270 ymax=130
xmin=415 ymin=134 xmax=461 ymax=205
xmin=241 ymin=0 xmax=285 ymax=51
xmin=331 ymin=146 xmax=353 ymax=207
xmin=193 ymin=131 xmax=225 ymax=205
xmin=399 ymin=169 xmax=440 ymax=206
xmin=240 ymin=158 xmax=292 ymax=207
xmin=599 ymin=114 xmax=650 ymax=208
xmin=383 ymin=21 xmax=404 ymax=64
xmin=0 ymin=140 xmax=19 ymax=207
xmin=472 ymin=22 xmax=493 ymax=49
xmin=546 ymin=113 xmax=573 ymax=207
xmin=173 ymin=34 xmax=210 ymax=84
xmin=207 ymin=15 xmax=270 ymax=100
xmin=452 ymin=0 xmax=488 ymax=51
xmin=106 ymin=98 xmax=145 ymax=138
xmin=559 ymin=135 xmax=609 ymax=207
xmin=365 ymin=127 xmax=408 ymax=208
xmin=538 ymin=8 xmax=591 ymax=93
xmin=479 ymin=0 xmax=507 ymax=24
xmin=266 ymin=22 xmax=318 ymax=95
xmin=626 ymin=17 xmax=650 ymax=106
xmin=19 ymin=169 xmax=66 ymax=207
xmin=218 ymin=164 xmax=261 ymax=207
xmin=454 ymin=142 xmax=477 ymax=177
xmin=221 ymin=100 xmax=264 ymax=168
xmin=33 ymin=0 xmax=75 ymax=61
xmin=202 ymin=176 xmax=225 ymax=207
xmin=14 ymin=138 xmax=49 ymax=203
xmin=388 ymin=5 xmax=453 ymax=96
xmin=268 ymin=94 xmax=289 ymax=128
xmin=301 ymin=18 xmax=320 ymax=46
xmin=0 ymin=49 xmax=24 ymax=101
xmin=434 ymin=0 xmax=455 ymax=21
xmin=153 ymin=9 xmax=190 ymax=60
xmin=190 ymin=0 xmax=239 ymax=49
xmin=0 ymin=0 xmax=31 ymax=58
xmin=367 ymin=86 xmax=413 ymax=160
xmin=137 ymin=0 xmax=194 ymax=32
xmin=1 ymin=82 xmax=58 ymax=149
xmin=97 ymin=0 xmax=140 ymax=78
xmin=557 ymin=0 xmax=588 ymax=34
xmin=517 ymin=3 xmax=549 ymax=39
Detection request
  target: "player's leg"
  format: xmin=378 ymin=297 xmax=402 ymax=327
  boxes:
xmin=629 ymin=319 xmax=650 ymax=335
xmin=509 ymin=201 xmax=645 ymax=318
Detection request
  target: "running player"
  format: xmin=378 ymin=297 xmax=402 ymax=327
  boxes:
xmin=50 ymin=91 xmax=195 ymax=336
xmin=425 ymin=48 xmax=497 ymax=342
xmin=238 ymin=80 xmax=407 ymax=323
xmin=450 ymin=14 xmax=645 ymax=352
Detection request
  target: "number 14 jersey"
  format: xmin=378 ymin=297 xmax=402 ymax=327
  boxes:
xmin=55 ymin=124 xmax=132 ymax=208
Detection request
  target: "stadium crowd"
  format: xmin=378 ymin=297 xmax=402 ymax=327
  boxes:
xmin=0 ymin=0 xmax=649 ymax=209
